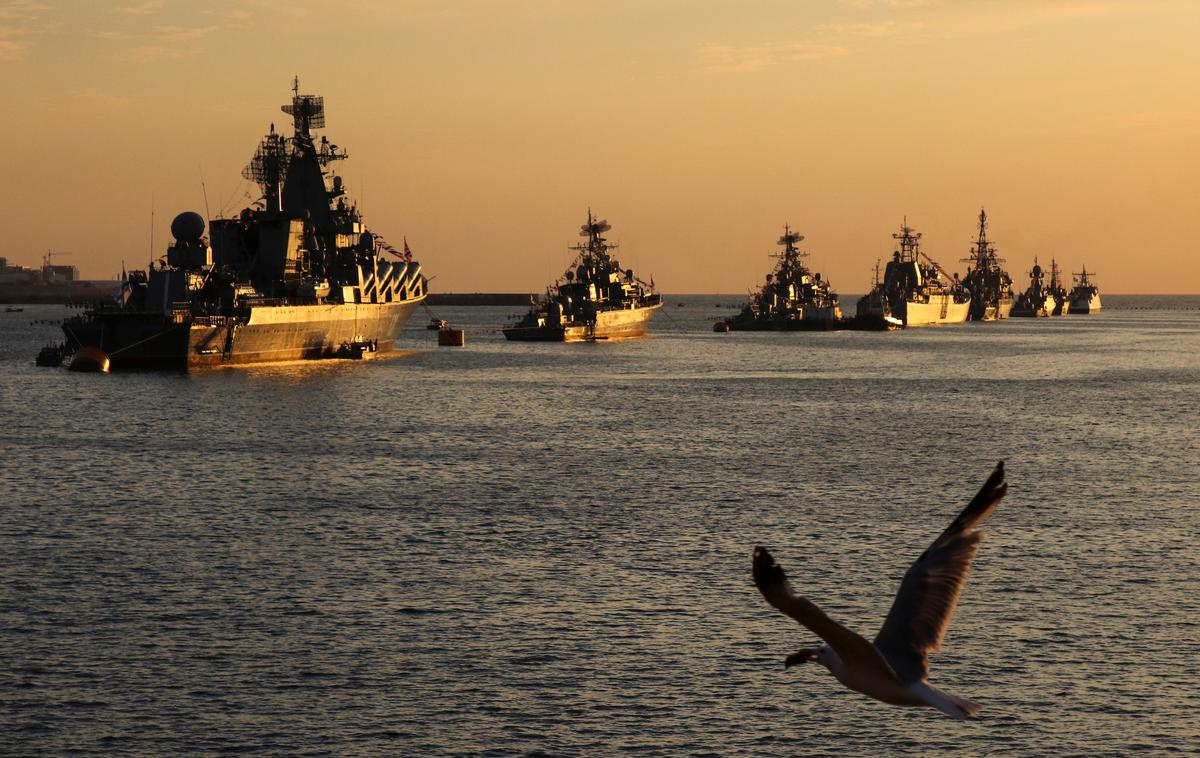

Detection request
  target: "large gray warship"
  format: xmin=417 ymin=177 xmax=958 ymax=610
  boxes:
xmin=503 ymin=212 xmax=661 ymax=342
xmin=1010 ymin=258 xmax=1055 ymax=317
xmin=960 ymin=208 xmax=1013 ymax=321
xmin=59 ymin=81 xmax=426 ymax=370
xmin=727 ymin=225 xmax=845 ymax=331
xmin=855 ymin=221 xmax=971 ymax=328
xmin=1068 ymin=266 xmax=1102 ymax=313
xmin=1047 ymin=258 xmax=1070 ymax=315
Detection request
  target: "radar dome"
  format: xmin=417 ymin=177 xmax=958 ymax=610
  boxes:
xmin=171 ymin=211 xmax=206 ymax=241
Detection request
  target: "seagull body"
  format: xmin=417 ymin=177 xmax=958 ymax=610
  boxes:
xmin=753 ymin=462 xmax=1007 ymax=718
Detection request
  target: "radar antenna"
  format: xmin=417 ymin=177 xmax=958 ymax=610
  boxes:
xmin=282 ymin=77 xmax=325 ymax=136
xmin=776 ymin=223 xmax=805 ymax=250
xmin=572 ymin=208 xmax=616 ymax=257
xmin=241 ymin=128 xmax=291 ymax=202
xmin=579 ymin=208 xmax=612 ymax=238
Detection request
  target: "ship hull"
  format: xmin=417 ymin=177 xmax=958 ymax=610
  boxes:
xmin=969 ymin=297 xmax=1013 ymax=321
xmin=728 ymin=306 xmax=847 ymax=331
xmin=1011 ymin=294 xmax=1055 ymax=318
xmin=63 ymin=299 xmax=423 ymax=370
xmin=857 ymin=295 xmax=970 ymax=327
xmin=727 ymin=317 xmax=849 ymax=332
xmin=1068 ymin=294 xmax=1102 ymax=313
xmin=504 ymin=302 xmax=661 ymax=342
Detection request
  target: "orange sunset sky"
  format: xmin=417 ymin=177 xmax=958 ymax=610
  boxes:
xmin=2 ymin=0 xmax=1198 ymax=293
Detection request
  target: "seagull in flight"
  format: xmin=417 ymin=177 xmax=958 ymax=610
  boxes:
xmin=753 ymin=462 xmax=1007 ymax=718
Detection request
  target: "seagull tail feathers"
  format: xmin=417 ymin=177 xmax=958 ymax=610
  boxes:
xmin=915 ymin=683 xmax=982 ymax=719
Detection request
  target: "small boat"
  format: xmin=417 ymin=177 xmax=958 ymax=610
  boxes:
xmin=36 ymin=343 xmax=67 ymax=367
xmin=4 ymin=306 xmax=23 ymax=313
xmin=427 ymin=318 xmax=447 ymax=330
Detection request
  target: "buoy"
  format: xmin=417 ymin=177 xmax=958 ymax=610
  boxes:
xmin=712 ymin=321 xmax=731 ymax=333
xmin=68 ymin=346 xmax=111 ymax=373
xmin=437 ymin=328 xmax=465 ymax=347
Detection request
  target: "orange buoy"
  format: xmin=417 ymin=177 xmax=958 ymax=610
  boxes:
xmin=68 ymin=346 xmax=111 ymax=373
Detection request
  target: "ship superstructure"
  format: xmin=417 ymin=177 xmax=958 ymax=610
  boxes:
xmin=1048 ymin=258 xmax=1070 ymax=315
xmin=1010 ymin=258 xmax=1055 ymax=317
xmin=960 ymin=209 xmax=1013 ymax=321
xmin=1068 ymin=266 xmax=1102 ymax=313
xmin=503 ymin=211 xmax=662 ymax=341
xmin=61 ymin=81 xmax=426 ymax=369
xmin=855 ymin=221 xmax=970 ymax=328
xmin=728 ymin=225 xmax=844 ymax=331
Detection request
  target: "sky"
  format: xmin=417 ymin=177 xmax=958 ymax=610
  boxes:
xmin=1 ymin=0 xmax=1198 ymax=293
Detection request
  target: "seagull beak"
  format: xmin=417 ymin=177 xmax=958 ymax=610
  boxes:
xmin=785 ymin=649 xmax=817 ymax=668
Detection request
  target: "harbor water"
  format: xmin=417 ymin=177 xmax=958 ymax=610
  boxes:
xmin=2 ymin=296 xmax=1198 ymax=755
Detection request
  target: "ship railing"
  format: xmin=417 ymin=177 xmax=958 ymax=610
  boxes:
xmin=190 ymin=315 xmax=239 ymax=328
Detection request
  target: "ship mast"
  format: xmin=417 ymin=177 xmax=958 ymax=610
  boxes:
xmin=961 ymin=207 xmax=1004 ymax=271
xmin=893 ymin=217 xmax=922 ymax=262
xmin=1028 ymin=257 xmax=1045 ymax=288
xmin=774 ymin=223 xmax=808 ymax=277
xmin=572 ymin=208 xmax=615 ymax=263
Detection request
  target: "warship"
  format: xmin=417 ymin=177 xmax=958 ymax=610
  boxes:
xmin=1047 ymin=258 xmax=1070 ymax=315
xmin=1068 ymin=266 xmax=1102 ymax=313
xmin=855 ymin=221 xmax=970 ymax=328
xmin=58 ymin=81 xmax=426 ymax=370
xmin=960 ymin=209 xmax=1013 ymax=321
xmin=726 ymin=225 xmax=845 ymax=331
xmin=1010 ymin=258 xmax=1055 ymax=317
xmin=503 ymin=212 xmax=662 ymax=341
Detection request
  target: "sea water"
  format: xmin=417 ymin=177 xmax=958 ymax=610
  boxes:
xmin=2 ymin=296 xmax=1198 ymax=755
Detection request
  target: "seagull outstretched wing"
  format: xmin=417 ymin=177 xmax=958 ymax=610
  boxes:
xmin=753 ymin=546 xmax=898 ymax=678
xmin=873 ymin=462 xmax=1008 ymax=682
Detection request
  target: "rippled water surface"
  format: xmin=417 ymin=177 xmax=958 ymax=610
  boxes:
xmin=2 ymin=296 xmax=1199 ymax=755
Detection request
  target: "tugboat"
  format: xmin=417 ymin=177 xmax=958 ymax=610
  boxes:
xmin=726 ymin=225 xmax=845 ymax=331
xmin=503 ymin=211 xmax=662 ymax=341
xmin=1047 ymin=258 xmax=1070 ymax=315
xmin=960 ymin=208 xmax=1013 ymax=321
xmin=56 ymin=80 xmax=427 ymax=370
xmin=1068 ymin=266 xmax=1102 ymax=313
xmin=1010 ymin=258 xmax=1055 ymax=317
xmin=854 ymin=220 xmax=970 ymax=328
